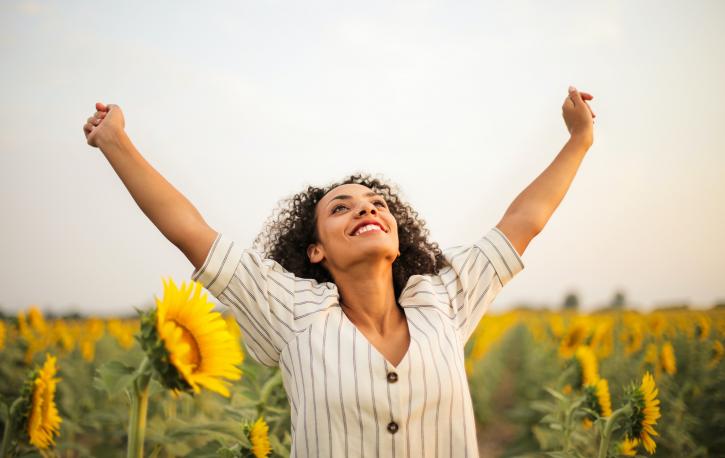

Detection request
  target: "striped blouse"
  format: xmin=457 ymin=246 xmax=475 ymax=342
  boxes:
xmin=191 ymin=226 xmax=524 ymax=457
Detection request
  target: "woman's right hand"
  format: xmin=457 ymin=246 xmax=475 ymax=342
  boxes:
xmin=84 ymin=102 xmax=125 ymax=148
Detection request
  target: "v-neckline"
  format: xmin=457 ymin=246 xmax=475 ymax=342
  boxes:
xmin=340 ymin=305 xmax=412 ymax=371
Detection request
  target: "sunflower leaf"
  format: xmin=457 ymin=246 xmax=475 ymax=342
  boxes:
xmin=544 ymin=387 xmax=568 ymax=401
xmin=93 ymin=360 xmax=137 ymax=398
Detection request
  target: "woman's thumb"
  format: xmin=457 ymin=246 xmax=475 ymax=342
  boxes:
xmin=96 ymin=102 xmax=108 ymax=112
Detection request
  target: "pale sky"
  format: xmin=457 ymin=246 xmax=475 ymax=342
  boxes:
xmin=1 ymin=0 xmax=724 ymax=316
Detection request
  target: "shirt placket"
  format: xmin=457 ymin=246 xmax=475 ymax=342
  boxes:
xmin=383 ymin=359 xmax=405 ymax=456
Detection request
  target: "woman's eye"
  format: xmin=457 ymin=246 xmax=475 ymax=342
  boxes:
xmin=374 ymin=200 xmax=386 ymax=207
xmin=333 ymin=205 xmax=346 ymax=213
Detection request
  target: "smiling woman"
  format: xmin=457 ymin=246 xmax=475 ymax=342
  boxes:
xmin=187 ymin=172 xmax=525 ymax=457
xmin=83 ymin=85 xmax=594 ymax=456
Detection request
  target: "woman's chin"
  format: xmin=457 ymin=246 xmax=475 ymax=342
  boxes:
xmin=350 ymin=244 xmax=398 ymax=261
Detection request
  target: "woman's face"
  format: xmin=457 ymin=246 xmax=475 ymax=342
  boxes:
xmin=308 ymin=183 xmax=400 ymax=272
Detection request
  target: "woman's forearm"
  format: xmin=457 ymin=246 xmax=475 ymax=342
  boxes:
xmin=503 ymin=134 xmax=592 ymax=231
xmin=99 ymin=130 xmax=208 ymax=248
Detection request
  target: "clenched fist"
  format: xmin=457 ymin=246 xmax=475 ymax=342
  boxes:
xmin=83 ymin=102 xmax=125 ymax=148
xmin=562 ymin=86 xmax=595 ymax=145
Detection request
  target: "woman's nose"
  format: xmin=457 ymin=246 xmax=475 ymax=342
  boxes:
xmin=358 ymin=202 xmax=377 ymax=215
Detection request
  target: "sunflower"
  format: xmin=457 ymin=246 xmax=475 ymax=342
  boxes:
xmin=643 ymin=343 xmax=659 ymax=374
xmin=618 ymin=437 xmax=639 ymax=456
xmin=593 ymin=378 xmax=612 ymax=418
xmin=583 ymin=378 xmax=612 ymax=428
xmin=647 ymin=313 xmax=666 ymax=338
xmin=26 ymin=354 xmax=63 ymax=449
xmin=140 ymin=278 xmax=243 ymax=397
xmin=660 ymin=341 xmax=676 ymax=376
xmin=575 ymin=345 xmax=599 ymax=388
xmin=624 ymin=371 xmax=661 ymax=454
xmin=0 ymin=320 xmax=5 ymax=350
xmin=709 ymin=340 xmax=724 ymax=369
xmin=28 ymin=306 xmax=47 ymax=334
xmin=590 ymin=321 xmax=613 ymax=359
xmin=622 ymin=323 xmax=644 ymax=355
xmin=694 ymin=314 xmax=710 ymax=341
xmin=559 ymin=322 xmax=589 ymax=358
xmin=249 ymin=417 xmax=272 ymax=458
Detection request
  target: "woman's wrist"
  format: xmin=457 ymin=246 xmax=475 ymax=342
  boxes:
xmin=98 ymin=127 xmax=129 ymax=155
xmin=569 ymin=130 xmax=593 ymax=150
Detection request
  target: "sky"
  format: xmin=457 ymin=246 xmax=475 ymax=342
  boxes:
xmin=1 ymin=0 xmax=724 ymax=316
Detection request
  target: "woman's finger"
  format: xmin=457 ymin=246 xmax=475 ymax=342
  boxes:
xmin=83 ymin=122 xmax=94 ymax=135
xmin=582 ymin=100 xmax=596 ymax=118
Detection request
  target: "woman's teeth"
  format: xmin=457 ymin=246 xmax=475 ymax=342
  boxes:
xmin=354 ymin=224 xmax=382 ymax=236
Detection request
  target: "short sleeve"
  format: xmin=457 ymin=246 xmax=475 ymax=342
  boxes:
xmin=441 ymin=226 xmax=525 ymax=345
xmin=190 ymin=232 xmax=301 ymax=368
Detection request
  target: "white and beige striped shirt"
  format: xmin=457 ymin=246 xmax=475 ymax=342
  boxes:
xmin=191 ymin=226 xmax=524 ymax=457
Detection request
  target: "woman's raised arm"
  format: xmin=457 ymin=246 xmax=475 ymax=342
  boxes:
xmin=495 ymin=87 xmax=596 ymax=257
xmin=83 ymin=102 xmax=216 ymax=271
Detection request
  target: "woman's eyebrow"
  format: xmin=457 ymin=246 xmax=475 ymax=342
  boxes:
xmin=327 ymin=192 xmax=380 ymax=207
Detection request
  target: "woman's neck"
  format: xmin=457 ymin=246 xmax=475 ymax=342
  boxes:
xmin=333 ymin=261 xmax=401 ymax=336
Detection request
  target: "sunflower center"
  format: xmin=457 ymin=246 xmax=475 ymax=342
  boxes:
xmin=175 ymin=322 xmax=202 ymax=370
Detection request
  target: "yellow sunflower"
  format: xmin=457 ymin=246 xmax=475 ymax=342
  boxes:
xmin=624 ymin=371 xmax=661 ymax=455
xmin=618 ymin=437 xmax=639 ymax=456
xmin=249 ymin=417 xmax=272 ymax=458
xmin=0 ymin=320 xmax=5 ymax=350
xmin=594 ymin=378 xmax=612 ymax=418
xmin=575 ymin=345 xmax=599 ymax=387
xmin=27 ymin=354 xmax=62 ymax=449
xmin=622 ymin=324 xmax=644 ymax=355
xmin=28 ymin=306 xmax=47 ymax=334
xmin=709 ymin=340 xmax=724 ymax=369
xmin=694 ymin=314 xmax=710 ymax=341
xmin=583 ymin=378 xmax=612 ymax=428
xmin=143 ymin=278 xmax=243 ymax=397
xmin=559 ymin=322 xmax=589 ymax=358
xmin=590 ymin=321 xmax=613 ymax=359
xmin=660 ymin=341 xmax=676 ymax=376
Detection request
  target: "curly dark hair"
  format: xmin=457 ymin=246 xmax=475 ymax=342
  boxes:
xmin=252 ymin=173 xmax=449 ymax=299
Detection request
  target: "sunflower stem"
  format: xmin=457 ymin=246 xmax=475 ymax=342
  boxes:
xmin=597 ymin=404 xmax=632 ymax=458
xmin=1 ymin=397 xmax=24 ymax=458
xmin=127 ymin=357 xmax=152 ymax=458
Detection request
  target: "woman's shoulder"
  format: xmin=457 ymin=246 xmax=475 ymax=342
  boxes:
xmin=250 ymin=248 xmax=339 ymax=296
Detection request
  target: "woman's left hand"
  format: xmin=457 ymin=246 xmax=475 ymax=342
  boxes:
xmin=562 ymin=86 xmax=595 ymax=145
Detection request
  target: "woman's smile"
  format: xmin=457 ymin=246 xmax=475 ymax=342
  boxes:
xmin=353 ymin=225 xmax=384 ymax=236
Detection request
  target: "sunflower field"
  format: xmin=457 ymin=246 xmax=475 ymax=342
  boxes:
xmin=0 ymin=279 xmax=723 ymax=457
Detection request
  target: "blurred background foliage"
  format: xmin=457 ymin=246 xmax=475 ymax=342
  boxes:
xmin=1 ymin=296 xmax=723 ymax=457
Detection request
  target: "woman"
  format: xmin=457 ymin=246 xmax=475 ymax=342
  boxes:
xmin=83 ymin=86 xmax=595 ymax=457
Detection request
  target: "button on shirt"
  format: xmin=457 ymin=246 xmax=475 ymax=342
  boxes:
xmin=191 ymin=226 xmax=524 ymax=457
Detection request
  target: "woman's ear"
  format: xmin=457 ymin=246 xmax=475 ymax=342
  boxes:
xmin=307 ymin=243 xmax=324 ymax=264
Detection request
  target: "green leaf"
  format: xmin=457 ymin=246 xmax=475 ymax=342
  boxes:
xmin=545 ymin=452 xmax=573 ymax=458
xmin=544 ymin=387 xmax=568 ymax=402
xmin=93 ymin=360 xmax=137 ymax=397
xmin=166 ymin=420 xmax=248 ymax=444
